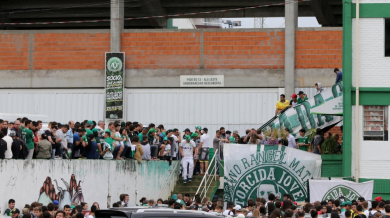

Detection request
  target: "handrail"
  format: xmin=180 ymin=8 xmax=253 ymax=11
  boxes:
xmin=157 ymin=161 xmax=180 ymax=199
xmin=193 ymin=149 xmax=219 ymax=201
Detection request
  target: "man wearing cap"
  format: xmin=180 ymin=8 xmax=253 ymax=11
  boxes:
xmin=159 ymin=137 xmax=171 ymax=160
xmin=334 ymin=68 xmax=342 ymax=84
xmin=180 ymin=135 xmax=197 ymax=183
xmin=183 ymin=128 xmax=191 ymax=140
xmin=230 ymin=130 xmax=239 ymax=144
xmin=234 ymin=205 xmax=243 ymax=215
xmin=11 ymin=208 xmax=20 ymax=218
xmin=190 ymin=132 xmax=201 ymax=174
xmin=297 ymin=91 xmax=308 ymax=104
xmin=198 ymin=128 xmax=210 ymax=175
xmin=290 ymin=94 xmax=298 ymax=107
xmin=10 ymin=130 xmax=23 ymax=159
xmin=147 ymin=128 xmax=159 ymax=159
xmin=275 ymin=94 xmax=290 ymax=115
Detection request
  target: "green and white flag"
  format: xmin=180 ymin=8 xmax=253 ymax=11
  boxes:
xmin=309 ymin=180 xmax=374 ymax=202
xmin=223 ymin=144 xmax=322 ymax=206
xmin=311 ymin=96 xmax=343 ymax=116
xmin=262 ymin=81 xmax=343 ymax=137
xmin=105 ymin=52 xmax=125 ymax=119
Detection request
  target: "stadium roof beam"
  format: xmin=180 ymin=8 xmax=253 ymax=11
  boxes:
xmin=309 ymin=0 xmax=337 ymax=26
xmin=138 ymin=0 xmax=166 ymax=28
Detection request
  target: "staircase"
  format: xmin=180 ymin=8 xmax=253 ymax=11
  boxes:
xmin=172 ymin=175 xmax=220 ymax=200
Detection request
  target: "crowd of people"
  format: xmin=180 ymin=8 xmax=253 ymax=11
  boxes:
xmin=5 ymin=191 xmax=390 ymax=218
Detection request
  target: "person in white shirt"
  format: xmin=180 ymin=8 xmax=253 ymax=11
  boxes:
xmin=180 ymin=135 xmax=197 ymax=183
xmin=198 ymin=128 xmax=210 ymax=175
xmin=223 ymin=202 xmax=235 ymax=216
xmin=2 ymin=128 xmax=13 ymax=159
xmin=170 ymin=129 xmax=181 ymax=160
xmin=285 ymin=128 xmax=296 ymax=148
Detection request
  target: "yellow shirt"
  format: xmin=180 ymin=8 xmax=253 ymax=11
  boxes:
xmin=276 ymin=100 xmax=290 ymax=110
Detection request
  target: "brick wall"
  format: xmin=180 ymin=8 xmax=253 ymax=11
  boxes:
xmin=0 ymin=34 xmax=30 ymax=70
xmin=328 ymin=126 xmax=343 ymax=143
xmin=0 ymin=29 xmax=342 ymax=71
xmin=121 ymin=32 xmax=200 ymax=69
xmin=33 ymin=33 xmax=109 ymax=70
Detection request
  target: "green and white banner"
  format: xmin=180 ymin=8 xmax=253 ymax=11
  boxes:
xmin=223 ymin=144 xmax=322 ymax=205
xmin=105 ymin=52 xmax=125 ymax=119
xmin=262 ymin=81 xmax=343 ymax=137
xmin=311 ymin=96 xmax=343 ymax=115
xmin=309 ymin=180 xmax=374 ymax=202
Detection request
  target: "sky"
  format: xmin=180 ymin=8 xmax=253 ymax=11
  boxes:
xmin=220 ymin=17 xmax=321 ymax=28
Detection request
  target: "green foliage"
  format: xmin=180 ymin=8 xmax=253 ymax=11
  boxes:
xmin=321 ymin=137 xmax=338 ymax=154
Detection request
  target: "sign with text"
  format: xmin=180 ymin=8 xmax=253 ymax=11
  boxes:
xmin=223 ymin=144 xmax=322 ymax=206
xmin=105 ymin=52 xmax=125 ymax=119
xmin=180 ymin=75 xmax=224 ymax=87
xmin=309 ymin=180 xmax=373 ymax=202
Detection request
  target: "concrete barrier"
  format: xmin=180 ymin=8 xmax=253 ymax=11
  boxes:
xmin=0 ymin=159 xmax=179 ymax=210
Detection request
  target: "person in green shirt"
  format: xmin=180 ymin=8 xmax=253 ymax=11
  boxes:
xmin=138 ymin=127 xmax=148 ymax=142
xmin=102 ymin=131 xmax=115 ymax=159
xmin=297 ymin=91 xmax=308 ymax=104
xmin=230 ymin=130 xmax=239 ymax=144
xmin=23 ymin=120 xmax=35 ymax=159
xmin=4 ymin=199 xmax=15 ymax=216
xmin=297 ymin=129 xmax=310 ymax=151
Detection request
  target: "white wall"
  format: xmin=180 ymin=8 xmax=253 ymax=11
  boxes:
xmin=352 ymin=106 xmax=390 ymax=179
xmin=352 ymin=18 xmax=390 ymax=87
xmin=0 ymin=160 xmax=179 ymax=211
xmin=0 ymin=89 xmax=104 ymax=124
xmin=126 ymin=88 xmax=278 ymax=143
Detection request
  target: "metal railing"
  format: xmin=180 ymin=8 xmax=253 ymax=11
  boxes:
xmin=157 ymin=161 xmax=180 ymax=199
xmin=193 ymin=149 xmax=220 ymax=201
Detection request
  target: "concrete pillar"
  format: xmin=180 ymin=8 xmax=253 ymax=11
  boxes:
xmin=284 ymin=0 xmax=298 ymax=97
xmin=111 ymin=0 xmax=124 ymax=52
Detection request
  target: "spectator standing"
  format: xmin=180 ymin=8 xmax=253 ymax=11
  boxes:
xmin=23 ymin=120 xmax=35 ymax=159
xmin=290 ymin=94 xmax=298 ymax=107
xmin=72 ymin=129 xmax=85 ymax=159
xmin=198 ymin=128 xmax=210 ymax=175
xmin=147 ymin=128 xmax=158 ymax=159
xmin=102 ymin=131 xmax=114 ymax=160
xmin=4 ymin=199 xmax=15 ymax=216
xmin=8 ymin=121 xmax=13 ymax=136
xmin=313 ymin=128 xmax=324 ymax=154
xmin=36 ymin=134 xmax=52 ymax=159
xmin=285 ymin=129 xmax=296 ymax=148
xmin=180 ymin=135 xmax=196 ymax=183
xmin=170 ymin=128 xmax=181 ymax=160
xmin=85 ymin=134 xmax=98 ymax=159
xmin=11 ymin=120 xmax=21 ymax=138
xmin=132 ymin=136 xmax=143 ymax=163
xmin=191 ymin=132 xmax=201 ymax=175
xmin=230 ymin=130 xmax=239 ymax=144
xmin=2 ymin=127 xmax=13 ymax=159
xmin=213 ymin=130 xmax=224 ymax=159
xmin=297 ymin=91 xmax=308 ymax=104
xmin=315 ymin=83 xmax=324 ymax=94
xmin=275 ymin=94 xmax=290 ymax=115
xmin=334 ymin=68 xmax=342 ymax=83
xmin=10 ymin=131 xmax=23 ymax=159
xmin=141 ymin=134 xmax=151 ymax=160
xmin=66 ymin=121 xmax=74 ymax=151
xmin=57 ymin=125 xmax=69 ymax=158
xmin=119 ymin=127 xmax=130 ymax=158
xmin=112 ymin=124 xmax=125 ymax=160
xmin=297 ymin=129 xmax=310 ymax=152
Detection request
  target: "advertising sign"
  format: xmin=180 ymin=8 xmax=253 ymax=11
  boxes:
xmin=223 ymin=144 xmax=322 ymax=205
xmin=105 ymin=52 xmax=125 ymax=119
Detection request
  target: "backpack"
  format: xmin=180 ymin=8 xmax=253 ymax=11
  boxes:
xmin=21 ymin=140 xmax=29 ymax=158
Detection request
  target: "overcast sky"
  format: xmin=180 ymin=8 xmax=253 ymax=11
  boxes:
xmin=220 ymin=17 xmax=321 ymax=28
